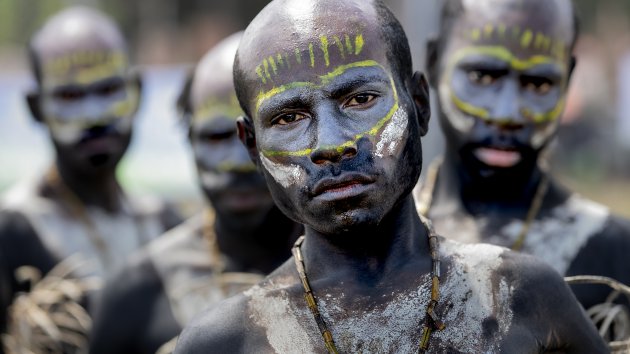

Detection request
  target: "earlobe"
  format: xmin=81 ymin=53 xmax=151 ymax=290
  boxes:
xmin=410 ymin=72 xmax=431 ymax=137
xmin=26 ymin=91 xmax=44 ymax=123
xmin=236 ymin=116 xmax=260 ymax=166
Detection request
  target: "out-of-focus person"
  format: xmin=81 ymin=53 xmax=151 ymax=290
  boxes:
xmin=0 ymin=6 xmax=181 ymax=353
xmin=89 ymin=32 xmax=302 ymax=354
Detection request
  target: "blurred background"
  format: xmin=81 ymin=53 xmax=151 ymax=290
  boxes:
xmin=0 ymin=0 xmax=628 ymax=216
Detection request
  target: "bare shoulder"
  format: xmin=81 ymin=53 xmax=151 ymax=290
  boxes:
xmin=438 ymin=239 xmax=607 ymax=352
xmin=175 ymin=260 xmax=301 ymax=354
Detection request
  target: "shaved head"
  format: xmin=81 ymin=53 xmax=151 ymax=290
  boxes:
xmin=29 ymin=6 xmax=128 ymax=85
xmin=438 ymin=0 xmax=578 ymax=52
xmin=233 ymin=0 xmax=411 ymax=118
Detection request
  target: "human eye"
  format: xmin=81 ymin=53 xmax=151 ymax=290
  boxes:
xmin=467 ymin=69 xmax=508 ymax=86
xmin=344 ymin=93 xmax=378 ymax=109
xmin=53 ymin=87 xmax=86 ymax=102
xmin=270 ymin=112 xmax=308 ymax=126
xmin=521 ymin=75 xmax=554 ymax=95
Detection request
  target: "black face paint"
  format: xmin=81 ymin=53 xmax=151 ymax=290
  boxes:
xmin=236 ymin=6 xmax=425 ymax=234
xmin=436 ymin=0 xmax=574 ymax=177
xmin=189 ymin=33 xmax=275 ymax=226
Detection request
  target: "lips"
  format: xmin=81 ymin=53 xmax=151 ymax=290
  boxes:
xmin=474 ymin=147 xmax=522 ymax=168
xmin=312 ymin=173 xmax=376 ymax=201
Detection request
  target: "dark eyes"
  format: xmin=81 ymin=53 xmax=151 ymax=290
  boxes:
xmin=95 ymin=80 xmax=125 ymax=96
xmin=467 ymin=69 xmax=555 ymax=95
xmin=269 ymin=93 xmax=379 ymax=126
xmin=344 ymin=93 xmax=378 ymax=108
xmin=54 ymin=88 xmax=86 ymax=102
xmin=271 ymin=112 xmax=308 ymax=126
xmin=521 ymin=75 xmax=554 ymax=95
xmin=467 ymin=69 xmax=508 ymax=86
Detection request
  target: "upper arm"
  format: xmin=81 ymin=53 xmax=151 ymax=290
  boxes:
xmin=89 ymin=254 xmax=163 ymax=354
xmin=175 ymin=295 xmax=250 ymax=354
xmin=503 ymin=253 xmax=608 ymax=353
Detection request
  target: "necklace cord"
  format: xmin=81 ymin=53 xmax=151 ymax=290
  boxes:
xmin=292 ymin=217 xmax=444 ymax=354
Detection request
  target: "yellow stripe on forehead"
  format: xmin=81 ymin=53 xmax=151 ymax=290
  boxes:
xmin=253 ymin=32 xmax=366 ymax=86
xmin=448 ymin=46 xmax=566 ymax=72
xmin=258 ymin=60 xmax=401 ymax=158
xmin=255 ymin=60 xmax=382 ymax=113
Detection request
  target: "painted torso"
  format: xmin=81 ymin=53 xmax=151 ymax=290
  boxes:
xmin=416 ymin=189 xmax=609 ymax=276
xmin=232 ymin=241 xmax=528 ymax=353
xmin=1 ymin=175 xmax=163 ymax=279
xmin=147 ymin=214 xmax=264 ymax=326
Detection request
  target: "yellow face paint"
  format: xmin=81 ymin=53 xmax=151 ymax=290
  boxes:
xmin=253 ymin=32 xmax=366 ymax=86
xmin=257 ymin=60 xmax=400 ymax=158
xmin=193 ymin=95 xmax=243 ymax=124
xmin=444 ymin=45 xmax=568 ymax=124
xmin=43 ymin=50 xmax=128 ymax=86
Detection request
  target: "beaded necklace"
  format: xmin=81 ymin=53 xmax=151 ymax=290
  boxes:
xmin=292 ymin=217 xmax=445 ymax=353
xmin=416 ymin=158 xmax=549 ymax=251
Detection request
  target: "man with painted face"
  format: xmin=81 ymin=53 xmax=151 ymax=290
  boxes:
xmin=0 ymin=6 xmax=180 ymax=347
xmin=176 ymin=0 xmax=607 ymax=352
xmin=89 ymin=33 xmax=302 ymax=354
xmin=416 ymin=0 xmax=630 ymax=322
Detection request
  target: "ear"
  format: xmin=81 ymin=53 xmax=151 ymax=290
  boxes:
xmin=25 ymin=90 xmax=44 ymax=123
xmin=236 ymin=115 xmax=259 ymax=165
xmin=566 ymin=55 xmax=577 ymax=89
xmin=408 ymin=71 xmax=431 ymax=137
xmin=425 ymin=37 xmax=440 ymax=89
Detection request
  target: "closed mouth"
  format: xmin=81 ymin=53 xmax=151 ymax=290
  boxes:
xmin=312 ymin=173 xmax=376 ymax=201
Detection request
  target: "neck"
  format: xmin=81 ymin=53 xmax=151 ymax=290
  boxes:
xmin=214 ymin=206 xmax=297 ymax=274
xmin=437 ymin=145 xmax=543 ymax=216
xmin=301 ymin=196 xmax=429 ymax=283
xmin=54 ymin=157 xmax=122 ymax=213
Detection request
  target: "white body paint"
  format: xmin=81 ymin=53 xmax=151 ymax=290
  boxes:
xmin=149 ymin=214 xmax=262 ymax=325
xmin=260 ymin=155 xmax=307 ymax=189
xmin=438 ymin=83 xmax=476 ymax=133
xmin=422 ymin=193 xmax=609 ymax=275
xmin=374 ymin=107 xmax=408 ymax=158
xmin=2 ymin=177 xmax=164 ymax=279
xmin=246 ymin=240 xmax=514 ymax=353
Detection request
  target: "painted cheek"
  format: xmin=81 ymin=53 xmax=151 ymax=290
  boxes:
xmin=373 ymin=106 xmax=409 ymax=159
xmin=259 ymin=155 xmax=307 ymax=189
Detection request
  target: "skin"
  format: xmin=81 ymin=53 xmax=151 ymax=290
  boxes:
xmin=423 ymin=0 xmax=630 ymax=311
xmin=88 ymin=33 xmax=302 ymax=354
xmin=0 ymin=7 xmax=181 ymax=351
xmin=27 ymin=6 xmax=141 ymax=212
xmin=175 ymin=0 xmax=607 ymax=353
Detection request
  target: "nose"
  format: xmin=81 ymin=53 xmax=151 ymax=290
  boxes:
xmin=309 ymin=110 xmax=358 ymax=165
xmin=488 ymin=79 xmax=525 ymax=129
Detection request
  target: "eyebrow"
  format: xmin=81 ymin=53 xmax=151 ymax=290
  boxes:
xmin=254 ymin=60 xmax=389 ymax=115
xmin=451 ymin=46 xmax=567 ymax=72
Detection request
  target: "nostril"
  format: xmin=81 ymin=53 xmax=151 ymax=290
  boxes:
xmin=340 ymin=146 xmax=357 ymax=159
xmin=310 ymin=145 xmax=358 ymax=165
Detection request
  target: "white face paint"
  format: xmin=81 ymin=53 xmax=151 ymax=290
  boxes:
xmin=260 ymin=155 xmax=307 ymax=189
xmin=374 ymin=107 xmax=408 ymax=158
xmin=438 ymin=80 xmax=475 ymax=134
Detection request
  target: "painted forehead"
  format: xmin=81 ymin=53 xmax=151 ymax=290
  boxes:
xmin=237 ymin=1 xmax=390 ymax=101
xmin=449 ymin=0 xmax=574 ymax=60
